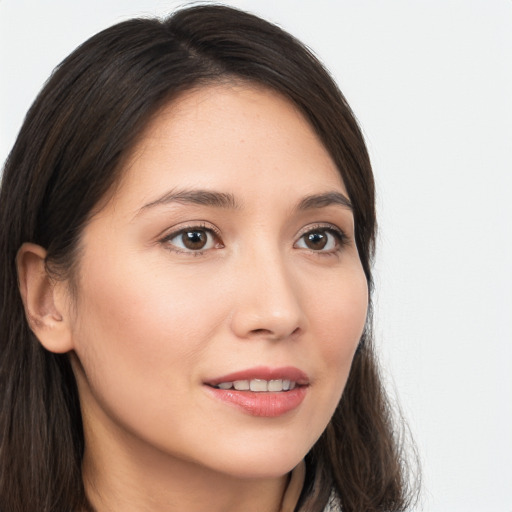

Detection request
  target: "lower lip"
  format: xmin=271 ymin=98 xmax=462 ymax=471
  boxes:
xmin=205 ymin=386 xmax=307 ymax=417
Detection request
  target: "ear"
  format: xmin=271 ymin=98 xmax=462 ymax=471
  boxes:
xmin=16 ymin=243 xmax=74 ymax=353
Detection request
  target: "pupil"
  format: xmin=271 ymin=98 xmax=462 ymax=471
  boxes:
xmin=183 ymin=230 xmax=207 ymax=250
xmin=306 ymin=232 xmax=327 ymax=250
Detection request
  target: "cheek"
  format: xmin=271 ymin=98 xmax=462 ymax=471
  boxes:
xmin=324 ymin=283 xmax=367 ymax=360
xmin=69 ymin=253 xmax=225 ymax=411
xmin=307 ymin=266 xmax=368 ymax=396
xmin=76 ymin=248 xmax=220 ymax=345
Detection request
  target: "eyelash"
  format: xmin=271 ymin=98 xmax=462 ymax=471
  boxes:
xmin=160 ymin=223 xmax=348 ymax=256
xmin=161 ymin=222 xmax=222 ymax=256
xmin=295 ymin=224 xmax=348 ymax=256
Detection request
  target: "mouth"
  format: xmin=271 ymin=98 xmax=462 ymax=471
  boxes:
xmin=203 ymin=366 xmax=309 ymax=417
xmin=211 ymin=378 xmax=298 ymax=392
xmin=204 ymin=365 xmax=309 ymax=390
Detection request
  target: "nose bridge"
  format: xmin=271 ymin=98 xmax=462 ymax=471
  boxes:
xmin=230 ymin=239 xmax=305 ymax=340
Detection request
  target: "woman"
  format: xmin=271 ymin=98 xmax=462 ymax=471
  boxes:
xmin=0 ymin=5 xmax=417 ymax=512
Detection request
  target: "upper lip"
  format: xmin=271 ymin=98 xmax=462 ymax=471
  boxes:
xmin=204 ymin=366 xmax=309 ymax=386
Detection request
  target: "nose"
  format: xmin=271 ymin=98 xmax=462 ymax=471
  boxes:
xmin=229 ymin=250 xmax=306 ymax=341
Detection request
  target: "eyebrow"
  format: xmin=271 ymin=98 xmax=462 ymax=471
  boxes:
xmin=139 ymin=189 xmax=241 ymax=212
xmin=296 ymin=191 xmax=353 ymax=211
xmin=138 ymin=188 xmax=352 ymax=214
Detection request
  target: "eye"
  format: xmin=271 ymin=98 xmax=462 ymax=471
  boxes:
xmin=295 ymin=227 xmax=343 ymax=252
xmin=164 ymin=227 xmax=219 ymax=252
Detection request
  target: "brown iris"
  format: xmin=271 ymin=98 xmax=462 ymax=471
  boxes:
xmin=304 ymin=231 xmax=328 ymax=250
xmin=182 ymin=230 xmax=208 ymax=250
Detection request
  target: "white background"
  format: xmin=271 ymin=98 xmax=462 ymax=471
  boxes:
xmin=1 ymin=1 xmax=511 ymax=511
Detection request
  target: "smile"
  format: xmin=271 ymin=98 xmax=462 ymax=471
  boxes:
xmin=204 ymin=366 xmax=309 ymax=417
xmin=213 ymin=379 xmax=297 ymax=392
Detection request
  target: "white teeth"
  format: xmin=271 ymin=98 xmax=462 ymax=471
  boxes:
xmin=233 ymin=380 xmax=250 ymax=391
xmin=215 ymin=379 xmax=297 ymax=392
xmin=250 ymin=379 xmax=268 ymax=392
xmin=267 ymin=379 xmax=283 ymax=392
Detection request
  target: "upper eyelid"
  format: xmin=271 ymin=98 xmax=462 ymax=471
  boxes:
xmin=160 ymin=224 xmax=221 ymax=255
xmin=295 ymin=222 xmax=346 ymax=238
xmin=295 ymin=224 xmax=352 ymax=254
xmin=160 ymin=222 xmax=221 ymax=240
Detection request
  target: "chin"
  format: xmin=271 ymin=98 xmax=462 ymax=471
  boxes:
xmin=191 ymin=433 xmax=314 ymax=480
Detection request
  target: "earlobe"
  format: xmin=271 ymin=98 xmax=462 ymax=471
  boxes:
xmin=16 ymin=243 xmax=74 ymax=354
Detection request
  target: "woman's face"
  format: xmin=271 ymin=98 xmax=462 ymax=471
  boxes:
xmin=68 ymin=83 xmax=368 ymax=479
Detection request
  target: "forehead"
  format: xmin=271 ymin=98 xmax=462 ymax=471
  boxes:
xmin=112 ymin=83 xmax=347 ymax=210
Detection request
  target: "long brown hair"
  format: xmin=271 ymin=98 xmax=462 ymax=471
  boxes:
xmin=0 ymin=5 xmax=418 ymax=511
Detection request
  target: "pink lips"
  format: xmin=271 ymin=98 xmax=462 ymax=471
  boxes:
xmin=204 ymin=366 xmax=309 ymax=417
xmin=206 ymin=366 xmax=309 ymax=386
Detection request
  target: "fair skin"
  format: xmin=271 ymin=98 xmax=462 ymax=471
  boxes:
xmin=17 ymin=84 xmax=368 ymax=512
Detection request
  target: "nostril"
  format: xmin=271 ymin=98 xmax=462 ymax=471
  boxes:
xmin=248 ymin=326 xmax=301 ymax=339
xmin=250 ymin=328 xmax=272 ymax=336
